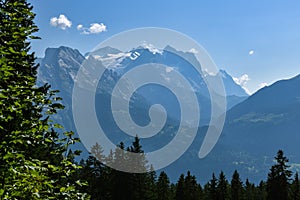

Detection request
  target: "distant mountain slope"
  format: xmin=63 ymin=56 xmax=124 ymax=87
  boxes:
xmin=228 ymin=74 xmax=300 ymax=116
xmin=163 ymin=74 xmax=300 ymax=184
xmin=223 ymin=74 xmax=300 ymax=151
xmin=37 ymin=45 xmax=248 ymax=123
xmin=206 ymin=74 xmax=300 ymax=182
xmin=37 ymin=46 xmax=86 ymax=151
xmin=84 ymin=46 xmax=122 ymax=58
xmin=37 ymin=46 xmax=84 ymax=93
xmin=36 ymin=45 xmax=257 ymax=183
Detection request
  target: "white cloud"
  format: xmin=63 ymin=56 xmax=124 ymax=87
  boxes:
xmin=189 ymin=48 xmax=198 ymax=54
xmin=89 ymin=23 xmax=106 ymax=33
xmin=50 ymin=14 xmax=72 ymax=30
xmin=233 ymin=74 xmax=250 ymax=86
xmin=78 ymin=23 xmax=107 ymax=34
xmin=233 ymin=74 xmax=251 ymax=94
xmin=259 ymin=82 xmax=268 ymax=89
xmin=243 ymin=87 xmax=251 ymax=95
xmin=249 ymin=50 xmax=255 ymax=55
xmin=77 ymin=24 xmax=83 ymax=30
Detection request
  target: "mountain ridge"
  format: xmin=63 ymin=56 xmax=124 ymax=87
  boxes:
xmin=36 ymin=45 xmax=300 ymax=183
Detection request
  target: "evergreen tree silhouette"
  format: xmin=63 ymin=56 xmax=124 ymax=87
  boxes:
xmin=267 ymin=150 xmax=292 ymax=200
xmin=231 ymin=170 xmax=243 ymax=200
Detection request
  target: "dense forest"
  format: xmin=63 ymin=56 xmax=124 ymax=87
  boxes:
xmin=75 ymin=138 xmax=300 ymax=200
xmin=1 ymin=0 xmax=300 ymax=199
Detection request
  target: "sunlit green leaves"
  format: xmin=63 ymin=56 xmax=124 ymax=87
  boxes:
xmin=0 ymin=0 xmax=88 ymax=199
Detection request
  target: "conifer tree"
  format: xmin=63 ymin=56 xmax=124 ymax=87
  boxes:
xmin=157 ymin=171 xmax=171 ymax=200
xmin=255 ymin=181 xmax=267 ymax=200
xmin=291 ymin=172 xmax=300 ymax=200
xmin=183 ymin=171 xmax=203 ymax=200
xmin=129 ymin=137 xmax=149 ymax=200
xmin=244 ymin=179 xmax=255 ymax=200
xmin=207 ymin=173 xmax=218 ymax=200
xmin=144 ymin=165 xmax=158 ymax=200
xmin=216 ymin=171 xmax=229 ymax=200
xmin=267 ymin=150 xmax=292 ymax=200
xmin=231 ymin=170 xmax=243 ymax=200
xmin=111 ymin=137 xmax=150 ymax=200
xmin=111 ymin=142 xmax=131 ymax=200
xmin=175 ymin=174 xmax=185 ymax=200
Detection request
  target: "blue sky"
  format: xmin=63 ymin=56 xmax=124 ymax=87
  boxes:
xmin=29 ymin=0 xmax=300 ymax=94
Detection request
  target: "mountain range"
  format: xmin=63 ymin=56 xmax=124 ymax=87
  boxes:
xmin=37 ymin=45 xmax=300 ymax=184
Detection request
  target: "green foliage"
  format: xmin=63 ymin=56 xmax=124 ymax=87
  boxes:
xmin=256 ymin=181 xmax=267 ymax=200
xmin=157 ymin=171 xmax=171 ymax=200
xmin=175 ymin=174 xmax=185 ymax=200
xmin=231 ymin=170 xmax=243 ymax=200
xmin=291 ymin=173 xmax=300 ymax=200
xmin=78 ymin=141 xmax=299 ymax=200
xmin=216 ymin=171 xmax=229 ymax=200
xmin=77 ymin=137 xmax=156 ymax=200
xmin=244 ymin=179 xmax=255 ymax=200
xmin=186 ymin=171 xmax=202 ymax=200
xmin=267 ymin=150 xmax=292 ymax=200
xmin=2 ymin=1 xmax=299 ymax=200
xmin=0 ymin=0 xmax=88 ymax=199
xmin=145 ymin=165 xmax=158 ymax=200
xmin=174 ymin=171 xmax=202 ymax=200
xmin=207 ymin=173 xmax=218 ymax=200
